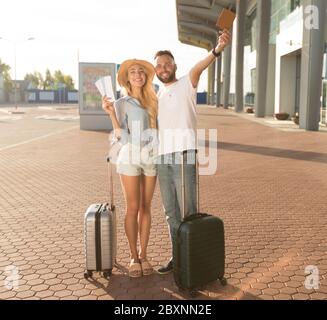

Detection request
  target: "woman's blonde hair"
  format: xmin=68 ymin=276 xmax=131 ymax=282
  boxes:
xmin=122 ymin=70 xmax=158 ymax=129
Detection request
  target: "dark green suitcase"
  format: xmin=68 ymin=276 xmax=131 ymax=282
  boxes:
xmin=173 ymin=151 xmax=227 ymax=297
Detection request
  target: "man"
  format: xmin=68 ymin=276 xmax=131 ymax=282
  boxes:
xmin=154 ymin=29 xmax=231 ymax=274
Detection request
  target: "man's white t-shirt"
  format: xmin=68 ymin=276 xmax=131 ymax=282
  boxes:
xmin=157 ymin=75 xmax=197 ymax=156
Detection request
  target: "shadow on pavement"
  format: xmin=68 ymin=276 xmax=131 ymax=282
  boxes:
xmin=83 ymin=266 xmax=261 ymax=300
xmin=202 ymin=140 xmax=327 ymax=164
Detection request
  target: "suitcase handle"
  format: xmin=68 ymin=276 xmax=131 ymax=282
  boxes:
xmin=106 ymin=156 xmax=114 ymax=210
xmin=181 ymin=150 xmax=199 ymax=220
xmin=182 ymin=213 xmax=208 ymax=223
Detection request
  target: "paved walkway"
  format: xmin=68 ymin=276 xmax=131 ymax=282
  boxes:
xmin=0 ymin=105 xmax=326 ymax=300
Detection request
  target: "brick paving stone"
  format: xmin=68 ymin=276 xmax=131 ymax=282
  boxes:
xmin=238 ymin=292 xmax=259 ymax=300
xmin=286 ymin=281 xmax=302 ymax=288
xmin=232 ymin=272 xmax=246 ymax=279
xmin=292 ymin=293 xmax=310 ymax=300
xmin=72 ymin=289 xmax=91 ymax=297
xmin=268 ymin=282 xmax=285 ymax=290
xmin=127 ymin=287 xmax=146 ymax=296
xmin=225 ymin=268 xmax=238 ymax=275
xmin=56 ymin=273 xmax=75 ymax=280
xmin=251 ymin=282 xmax=268 ymax=290
xmin=296 ymin=287 xmax=315 ymax=295
xmin=259 ymin=295 xmax=274 ymax=301
xmin=253 ymin=267 xmax=269 ymax=273
xmin=238 ymin=267 xmax=253 ymax=274
xmin=15 ymin=291 xmax=36 ymax=299
xmin=79 ymin=295 xmax=98 ymax=300
xmin=152 ymin=292 xmax=174 ymax=300
xmin=279 ymin=287 xmax=298 ymax=295
xmin=244 ymin=288 xmax=262 ymax=297
xmin=1 ymin=106 xmax=327 ymax=300
xmin=90 ymin=289 xmax=109 ymax=297
xmin=223 ymin=276 xmax=240 ymax=286
xmin=26 ymin=297 xmax=41 ymax=300
xmin=0 ymin=286 xmax=11 ymax=294
xmin=59 ymin=295 xmax=79 ymax=300
xmin=273 ymin=294 xmax=292 ymax=300
xmin=42 ymin=296 xmax=60 ymax=300
xmin=84 ymin=283 xmax=103 ymax=291
xmin=48 ymin=284 xmax=67 ymax=292
xmin=34 ymin=290 xmax=55 ymax=299
xmin=259 ymin=277 xmax=275 ymax=284
xmin=32 ymin=284 xmax=50 ymax=292
xmin=107 ymin=287 xmax=129 ymax=298
xmin=309 ymin=292 xmax=327 ymax=300
xmin=39 ymin=273 xmax=58 ymax=280
xmin=273 ymin=275 xmax=291 ymax=283
xmin=97 ymin=295 xmax=115 ymax=300
xmin=15 ymin=285 xmax=32 ymax=292
xmin=44 ymin=278 xmax=62 ymax=286
xmin=36 ymin=268 xmax=53 ymax=275
xmin=0 ymin=291 xmax=17 ymax=299
xmin=54 ymin=290 xmax=73 ymax=298
xmin=61 ymin=278 xmax=80 ymax=286
xmin=281 ymin=271 xmax=296 ymax=277
xmin=290 ymin=275 xmax=305 ymax=282
xmin=262 ymin=288 xmax=280 ymax=296
xmin=114 ymin=293 xmax=136 ymax=300
xmin=67 ymin=283 xmax=85 ymax=291
xmin=247 ymin=272 xmax=263 ymax=279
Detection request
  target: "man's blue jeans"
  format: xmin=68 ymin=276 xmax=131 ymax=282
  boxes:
xmin=157 ymin=150 xmax=197 ymax=244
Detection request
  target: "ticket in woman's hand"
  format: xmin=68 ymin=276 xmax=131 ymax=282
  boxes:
xmin=95 ymin=76 xmax=115 ymax=99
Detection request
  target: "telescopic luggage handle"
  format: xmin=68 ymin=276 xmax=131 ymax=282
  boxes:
xmin=181 ymin=150 xmax=200 ymax=220
xmin=106 ymin=156 xmax=114 ymax=210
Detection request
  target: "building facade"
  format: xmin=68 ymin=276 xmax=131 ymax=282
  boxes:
xmin=176 ymin=0 xmax=327 ymax=131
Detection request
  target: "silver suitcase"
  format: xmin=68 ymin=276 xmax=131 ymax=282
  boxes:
xmin=83 ymin=157 xmax=117 ymax=279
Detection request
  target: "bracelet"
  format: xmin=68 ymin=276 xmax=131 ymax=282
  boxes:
xmin=212 ymin=48 xmax=221 ymax=58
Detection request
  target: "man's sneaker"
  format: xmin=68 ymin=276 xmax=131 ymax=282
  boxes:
xmin=157 ymin=259 xmax=173 ymax=275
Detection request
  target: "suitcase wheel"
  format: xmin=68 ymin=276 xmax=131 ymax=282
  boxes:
xmin=103 ymin=270 xmax=112 ymax=279
xmin=189 ymin=290 xmax=198 ymax=298
xmin=219 ymin=277 xmax=227 ymax=286
xmin=84 ymin=270 xmax=93 ymax=279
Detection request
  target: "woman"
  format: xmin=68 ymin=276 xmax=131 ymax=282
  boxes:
xmin=102 ymin=59 xmax=158 ymax=278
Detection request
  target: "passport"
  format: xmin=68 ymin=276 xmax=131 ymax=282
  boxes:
xmin=216 ymin=8 xmax=236 ymax=30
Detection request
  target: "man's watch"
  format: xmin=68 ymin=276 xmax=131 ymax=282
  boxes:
xmin=212 ymin=48 xmax=221 ymax=58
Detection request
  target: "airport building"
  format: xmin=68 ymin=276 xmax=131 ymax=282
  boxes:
xmin=176 ymin=0 xmax=327 ymax=130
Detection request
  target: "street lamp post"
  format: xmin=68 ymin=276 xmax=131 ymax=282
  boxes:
xmin=0 ymin=37 xmax=35 ymax=111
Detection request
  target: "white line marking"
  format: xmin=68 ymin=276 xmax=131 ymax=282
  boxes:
xmin=0 ymin=126 xmax=79 ymax=152
xmin=0 ymin=116 xmax=23 ymax=121
xmin=35 ymin=115 xmax=80 ymax=121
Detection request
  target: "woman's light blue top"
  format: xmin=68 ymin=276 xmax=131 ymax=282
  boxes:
xmin=113 ymin=96 xmax=157 ymax=147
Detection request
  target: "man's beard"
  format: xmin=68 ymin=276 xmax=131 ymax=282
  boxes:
xmin=157 ymin=71 xmax=176 ymax=84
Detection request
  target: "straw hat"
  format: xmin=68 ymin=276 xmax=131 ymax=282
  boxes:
xmin=117 ymin=59 xmax=155 ymax=88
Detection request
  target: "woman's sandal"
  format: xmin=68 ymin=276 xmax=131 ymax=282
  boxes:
xmin=129 ymin=259 xmax=142 ymax=278
xmin=140 ymin=258 xmax=154 ymax=276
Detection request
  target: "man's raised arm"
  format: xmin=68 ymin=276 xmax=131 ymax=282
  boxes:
xmin=189 ymin=29 xmax=232 ymax=88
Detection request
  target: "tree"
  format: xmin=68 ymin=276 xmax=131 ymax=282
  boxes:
xmin=0 ymin=58 xmax=10 ymax=73
xmin=53 ymin=70 xmax=75 ymax=90
xmin=63 ymin=75 xmax=75 ymax=90
xmin=43 ymin=69 xmax=54 ymax=90
xmin=0 ymin=58 xmax=13 ymax=92
xmin=24 ymin=71 xmax=44 ymax=89
xmin=23 ymin=68 xmax=76 ymax=91
xmin=53 ymin=70 xmax=65 ymax=89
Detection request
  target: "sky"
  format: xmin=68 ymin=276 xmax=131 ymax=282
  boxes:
xmin=0 ymin=0 xmax=210 ymax=91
